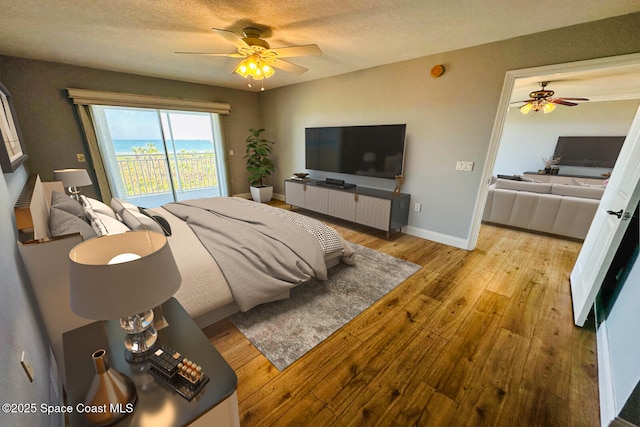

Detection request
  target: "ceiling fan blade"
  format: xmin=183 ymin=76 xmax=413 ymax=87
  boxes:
xmin=268 ymin=44 xmax=323 ymax=58
xmin=175 ymin=52 xmax=245 ymax=57
xmin=556 ymin=97 xmax=590 ymax=101
xmin=552 ymin=99 xmax=579 ymax=106
xmin=510 ymin=99 xmax=536 ymax=104
xmin=272 ymin=58 xmax=308 ymax=75
xmin=212 ymin=28 xmax=250 ymax=50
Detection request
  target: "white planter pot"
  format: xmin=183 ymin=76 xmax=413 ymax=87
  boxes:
xmin=250 ymin=185 xmax=273 ymax=203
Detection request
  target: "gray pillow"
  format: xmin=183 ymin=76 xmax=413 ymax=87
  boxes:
xmin=51 ymin=191 xmax=86 ymax=219
xmin=49 ymin=207 xmax=97 ymax=240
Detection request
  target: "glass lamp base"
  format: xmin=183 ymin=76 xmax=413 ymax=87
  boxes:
xmin=121 ymin=310 xmax=158 ymax=363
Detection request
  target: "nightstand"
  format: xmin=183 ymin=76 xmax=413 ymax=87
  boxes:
xmin=63 ymin=297 xmax=239 ymax=427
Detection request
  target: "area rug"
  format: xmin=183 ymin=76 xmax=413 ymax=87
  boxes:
xmin=229 ymin=243 xmax=421 ymax=370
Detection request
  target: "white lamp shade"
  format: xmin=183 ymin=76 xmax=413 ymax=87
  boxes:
xmin=53 ymin=169 xmax=92 ymax=187
xmin=69 ymin=231 xmax=181 ymax=320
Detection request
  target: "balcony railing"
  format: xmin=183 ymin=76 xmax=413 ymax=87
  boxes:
xmin=116 ymin=152 xmax=218 ymax=197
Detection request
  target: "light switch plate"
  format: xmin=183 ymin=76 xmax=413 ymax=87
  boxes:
xmin=456 ymin=161 xmax=474 ymax=172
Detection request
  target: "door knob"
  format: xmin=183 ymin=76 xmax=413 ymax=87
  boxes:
xmin=607 ymin=209 xmax=623 ymax=219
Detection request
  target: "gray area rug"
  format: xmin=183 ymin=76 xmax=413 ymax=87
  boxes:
xmin=230 ymin=243 xmax=421 ymax=370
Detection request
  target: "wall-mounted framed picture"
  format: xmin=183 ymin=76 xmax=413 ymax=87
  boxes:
xmin=0 ymin=82 xmax=28 ymax=173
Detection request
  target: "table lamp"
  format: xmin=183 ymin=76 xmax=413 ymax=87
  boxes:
xmin=53 ymin=168 xmax=92 ymax=200
xmin=69 ymin=230 xmax=182 ymax=362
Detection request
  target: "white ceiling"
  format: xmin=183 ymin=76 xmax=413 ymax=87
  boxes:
xmin=1 ymin=0 xmax=640 ymax=93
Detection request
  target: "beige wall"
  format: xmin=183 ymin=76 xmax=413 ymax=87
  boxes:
xmin=260 ymin=12 xmax=640 ymax=246
xmin=0 ymin=56 xmax=262 ymax=197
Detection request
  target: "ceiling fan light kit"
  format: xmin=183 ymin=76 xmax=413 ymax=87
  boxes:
xmin=515 ymin=81 xmax=588 ymax=115
xmin=519 ymin=99 xmax=556 ymax=114
xmin=177 ymin=26 xmax=322 ymax=91
xmin=234 ymin=53 xmax=276 ymax=91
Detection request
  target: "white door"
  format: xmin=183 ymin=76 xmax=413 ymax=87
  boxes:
xmin=571 ymin=105 xmax=640 ymax=326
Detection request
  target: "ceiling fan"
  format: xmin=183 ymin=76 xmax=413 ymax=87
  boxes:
xmin=512 ymin=81 xmax=589 ymax=114
xmin=176 ymin=27 xmax=322 ymax=90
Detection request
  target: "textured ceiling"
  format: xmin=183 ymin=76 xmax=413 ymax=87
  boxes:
xmin=1 ymin=0 xmax=640 ymax=92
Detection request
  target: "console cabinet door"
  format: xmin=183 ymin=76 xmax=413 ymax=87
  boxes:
xmin=305 ymin=185 xmax=329 ymax=214
xmin=356 ymin=195 xmax=391 ymax=231
xmin=327 ymin=190 xmax=356 ymax=221
xmin=285 ymin=181 xmax=305 ymax=207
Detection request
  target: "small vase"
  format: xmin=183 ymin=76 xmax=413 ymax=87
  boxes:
xmin=83 ymin=349 xmax=137 ymax=426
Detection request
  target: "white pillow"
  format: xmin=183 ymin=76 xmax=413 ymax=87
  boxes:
xmin=86 ymin=210 xmax=131 ymax=235
xmin=81 ymin=195 xmax=118 ymax=219
xmin=98 ymin=213 xmax=130 ymax=235
xmin=121 ymin=208 xmax=164 ymax=234
xmin=111 ymin=197 xmax=139 ymax=217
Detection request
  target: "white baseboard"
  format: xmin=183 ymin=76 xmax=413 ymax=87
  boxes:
xmin=597 ymin=318 xmax=617 ymax=427
xmin=232 ymin=192 xmax=285 ymax=201
xmin=232 ymin=192 xmax=251 ymax=199
xmin=405 ymin=225 xmax=473 ymax=250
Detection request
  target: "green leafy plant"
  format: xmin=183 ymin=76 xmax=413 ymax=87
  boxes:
xmin=245 ymin=128 xmax=275 ymax=187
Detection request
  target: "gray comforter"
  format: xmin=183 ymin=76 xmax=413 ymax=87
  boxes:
xmin=163 ymin=197 xmax=349 ymax=311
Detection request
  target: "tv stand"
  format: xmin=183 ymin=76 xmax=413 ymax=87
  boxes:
xmin=284 ymin=178 xmax=410 ymax=237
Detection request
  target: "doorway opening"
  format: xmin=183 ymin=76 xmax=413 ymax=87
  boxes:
xmin=470 ymin=52 xmax=640 ymax=249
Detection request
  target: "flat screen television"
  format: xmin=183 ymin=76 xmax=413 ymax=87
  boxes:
xmin=305 ymin=124 xmax=406 ymax=179
xmin=553 ymin=136 xmax=625 ymax=168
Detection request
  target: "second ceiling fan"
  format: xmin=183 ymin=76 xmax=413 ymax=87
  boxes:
xmin=513 ymin=81 xmax=589 ymax=114
xmin=177 ymin=27 xmax=323 ymax=90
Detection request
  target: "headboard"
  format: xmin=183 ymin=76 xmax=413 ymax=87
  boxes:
xmin=15 ymin=174 xmax=89 ymax=386
xmin=15 ymin=174 xmax=66 ymax=242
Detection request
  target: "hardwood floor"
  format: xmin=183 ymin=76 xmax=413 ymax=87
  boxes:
xmin=204 ymin=204 xmax=599 ymax=426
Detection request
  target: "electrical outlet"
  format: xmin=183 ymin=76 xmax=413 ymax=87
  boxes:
xmin=414 ymin=203 xmax=422 ymax=212
xmin=76 ymin=153 xmax=86 ymax=162
xmin=20 ymin=351 xmax=34 ymax=382
xmin=228 ymin=149 xmax=234 ymax=156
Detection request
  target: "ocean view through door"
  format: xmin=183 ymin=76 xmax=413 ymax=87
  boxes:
xmin=91 ymin=106 xmax=228 ymax=206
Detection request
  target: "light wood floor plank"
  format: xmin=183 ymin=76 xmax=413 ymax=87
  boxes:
xmin=569 ymin=324 xmax=600 ymax=427
xmin=449 ymin=327 xmax=530 ymax=427
xmin=522 ymin=290 xmax=574 ymax=397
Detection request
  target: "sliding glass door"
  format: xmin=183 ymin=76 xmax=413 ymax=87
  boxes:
xmin=91 ymin=106 xmax=228 ymax=206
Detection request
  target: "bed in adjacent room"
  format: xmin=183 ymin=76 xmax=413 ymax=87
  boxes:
xmin=16 ymin=174 xmax=354 ymax=382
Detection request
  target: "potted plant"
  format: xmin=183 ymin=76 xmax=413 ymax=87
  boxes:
xmin=245 ymin=128 xmax=275 ymax=202
xmin=542 ymin=156 xmax=561 ymax=174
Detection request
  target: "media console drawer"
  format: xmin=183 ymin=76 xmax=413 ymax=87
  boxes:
xmin=284 ymin=179 xmax=409 ymax=237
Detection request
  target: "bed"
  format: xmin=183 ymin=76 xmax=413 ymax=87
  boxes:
xmin=15 ymin=174 xmax=354 ymax=384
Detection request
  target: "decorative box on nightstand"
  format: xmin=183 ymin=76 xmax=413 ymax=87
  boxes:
xmin=63 ymin=298 xmax=239 ymax=427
